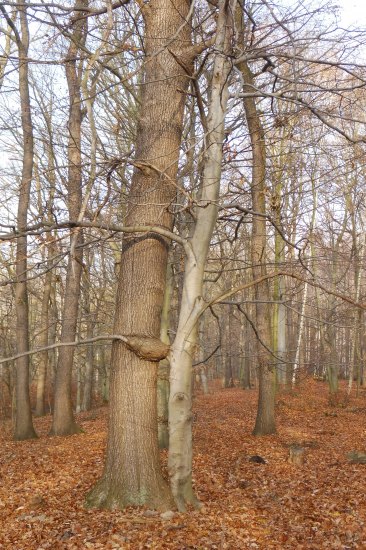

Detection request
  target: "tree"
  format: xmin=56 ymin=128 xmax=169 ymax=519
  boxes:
xmin=238 ymin=56 xmax=275 ymax=434
xmin=0 ymin=2 xmax=38 ymax=440
xmin=168 ymin=0 xmax=237 ymax=510
xmin=50 ymin=0 xmax=88 ymax=436
xmin=86 ymin=0 xmax=195 ymax=510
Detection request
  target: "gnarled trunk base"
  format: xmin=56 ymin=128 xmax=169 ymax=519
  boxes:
xmin=87 ymin=346 xmax=174 ymax=511
xmin=86 ymin=472 xmax=173 ymax=511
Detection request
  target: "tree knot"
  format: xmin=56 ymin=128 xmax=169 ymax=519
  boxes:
xmin=120 ymin=334 xmax=170 ymax=362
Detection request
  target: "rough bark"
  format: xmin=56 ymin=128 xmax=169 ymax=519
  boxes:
xmin=50 ymin=0 xmax=87 ymax=436
xmin=35 ymin=266 xmax=52 ymax=416
xmin=35 ymin=147 xmax=56 ymax=416
xmin=324 ymin=211 xmax=347 ymax=402
xmin=239 ymin=57 xmax=276 ymax=435
xmin=239 ymin=319 xmax=251 ymax=389
xmin=81 ymin=255 xmax=95 ymax=412
xmin=86 ymin=0 xmax=193 ymax=511
xmin=13 ymin=3 xmax=37 ymax=440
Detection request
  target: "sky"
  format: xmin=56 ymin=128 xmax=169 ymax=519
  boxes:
xmin=337 ymin=0 xmax=366 ymax=27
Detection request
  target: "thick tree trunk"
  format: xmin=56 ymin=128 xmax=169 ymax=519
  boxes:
xmin=13 ymin=3 xmax=37 ymax=440
xmin=50 ymin=0 xmax=87 ymax=435
xmin=86 ymin=0 xmax=192 ymax=511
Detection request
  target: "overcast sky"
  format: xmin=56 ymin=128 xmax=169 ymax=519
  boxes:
xmin=337 ymin=0 xmax=366 ymax=27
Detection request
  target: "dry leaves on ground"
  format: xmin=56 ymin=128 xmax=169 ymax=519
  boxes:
xmin=1 ymin=380 xmax=366 ymax=549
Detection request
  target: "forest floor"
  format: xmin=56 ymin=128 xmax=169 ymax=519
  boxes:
xmin=1 ymin=380 xmax=366 ymax=549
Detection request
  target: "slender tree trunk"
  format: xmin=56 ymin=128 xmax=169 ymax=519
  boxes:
xmin=0 ymin=9 xmax=15 ymax=91
xmin=11 ymin=3 xmax=37 ymax=440
xmin=50 ymin=0 xmax=87 ymax=435
xmin=325 ymin=312 xmax=339 ymax=399
xmin=35 ymin=267 xmax=52 ymax=416
xmin=239 ymin=319 xmax=251 ymax=389
xmin=292 ymin=281 xmax=308 ymax=387
xmin=238 ymin=56 xmax=275 ymax=435
xmin=273 ymin=238 xmax=287 ymax=387
xmin=325 ymin=210 xmax=347 ymax=402
xmin=86 ymin=0 xmax=193 ymax=511
xmin=196 ymin=315 xmax=209 ymax=395
xmin=82 ymin=333 xmax=94 ymax=412
xmin=168 ymin=0 xmax=235 ymax=510
xmin=223 ymin=305 xmax=234 ymax=387
xmin=35 ymin=140 xmax=56 ymax=416
xmin=348 ymin=235 xmax=365 ymax=394
xmin=81 ymin=254 xmax=95 ymax=412
xmin=48 ymin=282 xmax=58 ymax=392
xmin=158 ymin=260 xmax=173 ymax=449
xmin=198 ymin=316 xmax=209 ymax=395
xmin=277 ymin=285 xmax=287 ymax=386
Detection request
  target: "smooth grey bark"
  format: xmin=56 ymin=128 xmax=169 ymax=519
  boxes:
xmin=157 ymin=259 xmax=173 ymax=448
xmin=347 ymin=231 xmax=365 ymax=394
xmin=168 ymin=0 xmax=236 ymax=511
xmin=276 ymin=287 xmax=287 ymax=387
xmin=198 ymin=317 xmax=209 ymax=395
xmin=292 ymin=281 xmax=308 ymax=386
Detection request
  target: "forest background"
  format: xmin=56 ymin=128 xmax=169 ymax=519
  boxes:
xmin=1 ymin=0 xmax=366 ymax=544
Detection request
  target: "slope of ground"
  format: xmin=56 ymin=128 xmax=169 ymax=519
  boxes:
xmin=1 ymin=380 xmax=366 ymax=549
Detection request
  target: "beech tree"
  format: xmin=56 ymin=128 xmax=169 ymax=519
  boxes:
xmin=168 ymin=0 xmax=237 ymax=509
